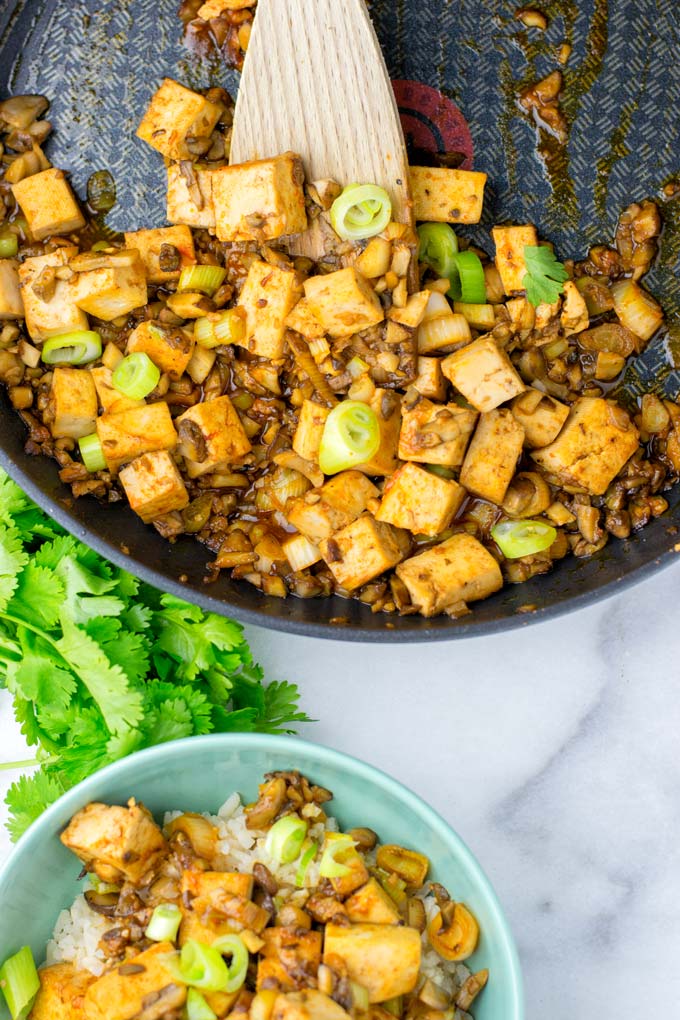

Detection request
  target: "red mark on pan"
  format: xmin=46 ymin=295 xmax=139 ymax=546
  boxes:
xmin=392 ymin=80 xmax=474 ymax=170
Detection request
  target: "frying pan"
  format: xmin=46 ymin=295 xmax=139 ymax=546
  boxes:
xmin=1 ymin=0 xmax=679 ymax=641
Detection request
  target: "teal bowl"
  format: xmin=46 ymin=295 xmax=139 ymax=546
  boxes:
xmin=0 ymin=735 xmax=523 ymax=1020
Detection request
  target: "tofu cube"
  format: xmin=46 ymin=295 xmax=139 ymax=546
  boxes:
xmin=460 ymin=408 xmax=525 ymax=503
xmin=303 ymin=267 xmax=384 ymax=339
xmin=90 ymin=366 xmax=144 ymax=415
xmin=167 ymin=162 xmax=216 ymax=229
xmin=441 ymin=334 xmax=525 ymax=412
xmin=286 ymin=471 xmax=379 ymax=544
xmin=83 ymin=943 xmax=184 ymax=1020
xmin=119 ymin=450 xmax=189 ymax=523
xmin=96 ymin=403 xmax=178 ymax=472
xmin=181 ymin=869 xmax=254 ymax=901
xmin=0 ymin=259 xmax=24 ymax=319
xmin=136 ymin=78 xmax=222 ymax=160
xmin=410 ymin=166 xmax=486 ymax=224
xmin=398 ymin=396 xmax=478 ymax=467
xmin=237 ymin=259 xmax=302 ymax=360
xmin=396 ymin=533 xmax=503 ymax=617
xmin=413 ymin=356 xmax=446 ymax=401
xmin=356 ymin=388 xmax=401 ymax=476
xmin=126 ymin=320 xmax=195 ymax=379
xmin=510 ymin=389 xmax=570 ymax=449
xmin=531 ymin=396 xmax=640 ymax=495
xmin=72 ymin=249 xmax=148 ymax=321
xmin=18 ymin=247 xmax=88 ymax=341
xmin=492 ymin=224 xmax=538 ymax=294
xmin=272 ymin=991 xmax=351 ymax=1020
xmin=60 ymin=800 xmax=167 ymax=885
xmin=11 ymin=168 xmax=86 ymax=240
xmin=199 ymin=0 xmax=254 ymax=15
xmin=345 ymin=879 xmax=402 ymax=925
xmin=212 ymin=153 xmax=307 ymax=242
xmin=322 ymin=833 xmax=370 ymax=898
xmin=49 ymin=367 xmax=98 ymax=440
xmin=257 ymin=928 xmax=323 ymax=992
xmin=179 ymin=870 xmax=265 ymax=946
xmin=30 ymin=963 xmax=94 ymax=1020
xmin=323 ymin=923 xmax=421 ymax=1003
xmin=319 ymin=513 xmax=407 ymax=591
xmin=284 ymin=298 xmax=325 ymax=339
xmin=376 ymin=461 xmax=465 ymax=537
xmin=177 ymin=395 xmax=251 ymax=477
xmin=387 ymin=289 xmax=430 ymax=328
xmin=293 ymin=399 xmax=331 ymax=462
xmin=123 ymin=225 xmax=196 ymax=284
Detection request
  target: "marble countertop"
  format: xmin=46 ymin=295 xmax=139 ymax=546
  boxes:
xmin=2 ymin=562 xmax=680 ymax=1018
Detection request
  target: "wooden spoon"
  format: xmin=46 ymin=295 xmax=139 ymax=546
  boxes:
xmin=229 ymin=0 xmax=412 ymax=256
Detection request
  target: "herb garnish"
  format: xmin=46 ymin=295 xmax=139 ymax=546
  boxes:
xmin=523 ymin=244 xmax=569 ymax=307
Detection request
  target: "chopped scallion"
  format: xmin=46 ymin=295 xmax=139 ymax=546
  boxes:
xmin=145 ymin=903 xmax=182 ymax=943
xmin=41 ymin=331 xmax=102 ymax=366
xmin=194 ymin=309 xmax=246 ymax=349
xmin=211 ymin=934 xmax=249 ymax=993
xmin=0 ymin=946 xmax=40 ymax=1020
xmin=0 ymin=234 xmax=18 ymax=259
xmin=78 ymin=433 xmax=106 ymax=473
xmin=178 ymin=265 xmax=227 ymax=296
xmin=176 ymin=940 xmax=230 ymax=992
xmin=264 ymin=814 xmax=308 ymax=864
xmin=319 ymin=833 xmax=357 ymax=879
xmin=418 ymin=223 xmax=459 ymax=279
xmin=295 ymin=841 xmax=318 ymax=888
xmin=111 ymin=352 xmax=160 ymax=400
xmin=187 ymin=988 xmax=218 ymax=1020
xmin=318 ymin=400 xmax=380 ymax=475
xmin=491 ymin=519 xmax=557 ymax=559
xmin=330 ymin=184 xmax=392 ymax=241
xmin=448 ymin=250 xmax=487 ymax=304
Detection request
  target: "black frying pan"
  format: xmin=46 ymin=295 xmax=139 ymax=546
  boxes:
xmin=1 ymin=0 xmax=679 ymax=641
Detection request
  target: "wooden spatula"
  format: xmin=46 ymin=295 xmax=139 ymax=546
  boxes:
xmin=229 ymin=0 xmax=412 ymax=255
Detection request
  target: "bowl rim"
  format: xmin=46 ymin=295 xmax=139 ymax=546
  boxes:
xmin=0 ymin=732 xmax=524 ymax=1018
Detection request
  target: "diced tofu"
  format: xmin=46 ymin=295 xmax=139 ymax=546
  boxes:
xmin=284 ymin=298 xmax=325 ymax=339
xmin=179 ymin=871 xmax=267 ymax=947
xmin=60 ymin=800 xmax=167 ymax=884
xmin=387 ymin=290 xmax=430 ymax=329
xmin=396 ymin=533 xmax=503 ymax=616
xmin=321 ymin=833 xmax=370 ymax=898
xmin=293 ymin=400 xmax=331 ymax=462
xmin=303 ymin=267 xmax=384 ymax=339
xmin=324 ymin=924 xmax=421 ymax=1003
xmin=123 ymin=225 xmax=196 ymax=284
xmin=167 ymin=162 xmax=216 ymax=229
xmin=281 ymin=533 xmax=322 ymax=571
xmin=376 ymin=462 xmax=466 ymax=537
xmin=441 ymin=335 xmax=525 ymax=412
xmin=257 ymin=927 xmax=323 ymax=992
xmin=90 ymin=366 xmax=145 ymax=415
xmin=177 ymin=395 xmax=251 ymax=477
xmin=126 ymin=320 xmax=195 ymax=379
xmin=491 ymin=224 xmax=538 ymax=294
xmin=119 ymin=450 xmax=189 ymax=523
xmin=31 ymin=963 xmax=93 ymax=1020
xmin=345 ymin=879 xmax=402 ymax=925
xmin=11 ymin=168 xmax=85 ymax=240
xmin=510 ymin=389 xmax=570 ymax=449
xmin=560 ymin=279 xmax=589 ymax=334
xmin=71 ymin=249 xmax=148 ymax=321
xmin=83 ymin=944 xmax=184 ymax=1020
xmin=459 ymin=408 xmax=525 ymax=503
xmin=413 ymin=356 xmax=447 ymax=401
xmin=272 ymin=991 xmax=351 ymax=1020
xmin=286 ymin=471 xmax=379 ymax=544
xmin=49 ymin=367 xmax=97 ymax=440
xmin=199 ymin=0 xmax=255 ymax=15
xmin=238 ymin=259 xmax=303 ymax=360
xmin=356 ymin=389 xmax=401 ymax=476
xmin=398 ymin=396 xmax=477 ymax=467
xmin=212 ymin=153 xmax=307 ymax=243
xmin=354 ymin=236 xmax=392 ymax=279
xmin=96 ymin=403 xmax=178 ymax=472
xmin=410 ymin=166 xmax=486 ymax=224
xmin=181 ymin=870 xmax=254 ymax=901
xmin=531 ymin=396 xmax=640 ymax=495
xmin=18 ymin=247 xmax=88 ymax=341
xmin=505 ymin=296 xmax=535 ymax=333
xmin=319 ymin=513 xmax=407 ymax=591
xmin=0 ymin=260 xmax=23 ymax=319
xmin=136 ymin=78 xmax=222 ymax=160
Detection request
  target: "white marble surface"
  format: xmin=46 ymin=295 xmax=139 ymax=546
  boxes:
xmin=3 ymin=563 xmax=680 ymax=1018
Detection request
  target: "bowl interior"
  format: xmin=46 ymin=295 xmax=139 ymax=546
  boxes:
xmin=0 ymin=735 xmax=523 ymax=1020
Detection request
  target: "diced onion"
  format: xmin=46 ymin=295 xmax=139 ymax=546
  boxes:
xmin=111 ymin=352 xmax=160 ymax=400
xmin=41 ymin=331 xmax=102 ymax=366
xmin=418 ymin=312 xmax=471 ymax=354
xmin=145 ymin=903 xmax=182 ymax=943
xmin=178 ymin=264 xmax=227 ymax=296
xmin=283 ymin=534 xmax=322 ymax=572
xmin=330 ymin=184 xmax=392 ymax=241
xmin=78 ymin=433 xmax=106 ymax=473
xmin=610 ymin=278 xmax=663 ymax=342
xmin=264 ymin=814 xmax=308 ymax=864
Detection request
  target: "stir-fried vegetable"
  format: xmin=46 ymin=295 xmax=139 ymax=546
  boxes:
xmin=318 ymin=401 xmax=380 ymax=474
xmin=330 ymin=183 xmax=392 ymax=240
xmin=211 ymin=935 xmax=249 ymax=992
xmin=264 ymin=814 xmax=308 ymax=864
xmin=111 ymin=351 xmax=161 ymax=399
xmin=319 ymin=833 xmax=356 ymax=878
xmin=491 ymin=519 xmax=557 ymax=558
xmin=78 ymin=432 xmax=107 ymax=473
xmin=145 ymin=903 xmax=182 ymax=942
xmin=178 ymin=264 xmax=227 ymax=295
xmin=187 ymin=989 xmax=218 ymax=1020
xmin=418 ymin=222 xmax=459 ymax=278
xmin=0 ymin=946 xmax=40 ymax=1020
xmin=41 ymin=331 xmax=102 ymax=366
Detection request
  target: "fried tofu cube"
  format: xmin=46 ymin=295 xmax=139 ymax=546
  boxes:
xmin=237 ymin=259 xmax=303 ymax=360
xmin=510 ymin=389 xmax=570 ymax=449
xmin=136 ymin=78 xmax=222 ymax=160
xmin=459 ymin=408 xmax=525 ymax=503
xmin=60 ymin=800 xmax=167 ymax=884
xmin=286 ymin=471 xmax=379 ymax=544
xmin=18 ymin=247 xmax=88 ymax=341
xmin=83 ymin=944 xmax=184 ymax=1020
xmin=273 ymin=991 xmax=351 ymax=1020
xmin=376 ymin=462 xmax=465 ymax=537
xmin=199 ymin=0 xmax=255 ymax=15
xmin=30 ymin=963 xmax=94 ymax=1020
xmin=284 ymin=298 xmax=325 ymax=339
xmin=410 ymin=166 xmax=486 ymax=224
xmin=324 ymin=924 xmax=421 ymax=1003
xmin=441 ymin=334 xmax=525 ymax=412
xmin=345 ymin=879 xmax=401 ymax=925
xmin=176 ymin=395 xmax=251 ymax=477
xmin=531 ymin=396 xmax=640 ymax=495
xmin=126 ymin=320 xmax=195 ymax=379
xmin=387 ymin=289 xmax=430 ymax=329
xmin=396 ymin=533 xmax=503 ymax=617
xmin=49 ymin=367 xmax=97 ymax=440
xmin=119 ymin=450 xmax=189 ymax=523
xmin=123 ymin=225 xmax=196 ymax=284
xmin=212 ymin=153 xmax=307 ymax=243
xmin=96 ymin=403 xmax=178 ymax=472
xmin=167 ymin=162 xmax=216 ymax=229
xmin=0 ymin=260 xmax=23 ymax=319
xmin=319 ymin=514 xmax=407 ymax=591
xmin=181 ymin=870 xmax=254 ymax=901
xmin=257 ymin=927 xmax=323 ymax=992
xmin=11 ymin=168 xmax=85 ymax=240
xmin=304 ymin=267 xmax=384 ymax=339
xmin=293 ymin=400 xmax=331 ymax=462
xmin=321 ymin=833 xmax=370 ymax=898
xmin=90 ymin=366 xmax=144 ymax=415
xmin=398 ymin=396 xmax=477 ymax=467
xmin=413 ymin=356 xmax=446 ymax=401
xmin=72 ymin=250 xmax=148 ymax=321
xmin=179 ymin=871 xmax=265 ymax=946
xmin=491 ymin=224 xmax=538 ymax=295
xmin=356 ymin=389 xmax=401 ymax=477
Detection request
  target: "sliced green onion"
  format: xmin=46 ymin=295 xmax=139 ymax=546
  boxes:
xmin=78 ymin=433 xmax=106 ymax=473
xmin=319 ymin=833 xmax=357 ymax=879
xmin=177 ymin=940 xmax=230 ymax=992
xmin=0 ymin=946 xmax=40 ymax=1020
xmin=418 ymin=223 xmax=458 ymax=279
xmin=187 ymin=989 xmax=217 ymax=1020
xmin=426 ymin=465 xmax=457 ymax=480
xmin=295 ymin=840 xmax=318 ymax=888
xmin=145 ymin=903 xmax=182 ymax=943
xmin=330 ymin=184 xmax=392 ymax=241
xmin=91 ymin=240 xmax=112 ymax=253
xmin=0 ymin=234 xmax=18 ymax=259
xmin=264 ymin=814 xmax=308 ymax=864
xmin=491 ymin=519 xmax=557 ymax=559
xmin=211 ymin=934 xmax=249 ymax=993
xmin=194 ymin=309 xmax=246 ymax=349
xmin=111 ymin=352 xmax=160 ymax=400
xmin=351 ymin=982 xmax=370 ymax=1012
xmin=178 ymin=264 xmax=227 ymax=296
xmin=318 ymin=400 xmax=380 ymax=475
xmin=448 ymin=251 xmax=486 ymax=304
xmin=41 ymin=331 xmax=102 ymax=366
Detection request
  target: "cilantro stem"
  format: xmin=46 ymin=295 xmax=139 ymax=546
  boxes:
xmin=0 ymin=613 xmax=68 ymax=663
xmin=0 ymin=758 xmax=55 ymax=771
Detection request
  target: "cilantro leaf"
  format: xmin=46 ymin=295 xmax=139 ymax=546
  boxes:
xmin=5 ymin=771 xmax=65 ymax=840
xmin=523 ymin=245 xmax=569 ymax=307
xmin=84 ymin=618 xmax=151 ymax=685
xmin=8 ymin=562 xmax=64 ymax=630
xmin=0 ymin=526 xmax=28 ymax=611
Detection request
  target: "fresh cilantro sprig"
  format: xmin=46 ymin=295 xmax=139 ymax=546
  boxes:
xmin=0 ymin=469 xmax=311 ymax=840
xmin=523 ymin=244 xmax=569 ymax=307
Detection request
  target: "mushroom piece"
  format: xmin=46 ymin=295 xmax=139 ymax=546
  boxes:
xmin=165 ymin=812 xmax=218 ymax=861
xmin=375 ymin=845 xmax=429 ymax=888
xmin=427 ymin=884 xmax=479 ymax=962
xmin=455 ymin=969 xmax=489 ymax=1011
xmin=502 ymin=472 xmax=552 ymax=519
xmin=245 ymin=776 xmax=288 ymax=830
